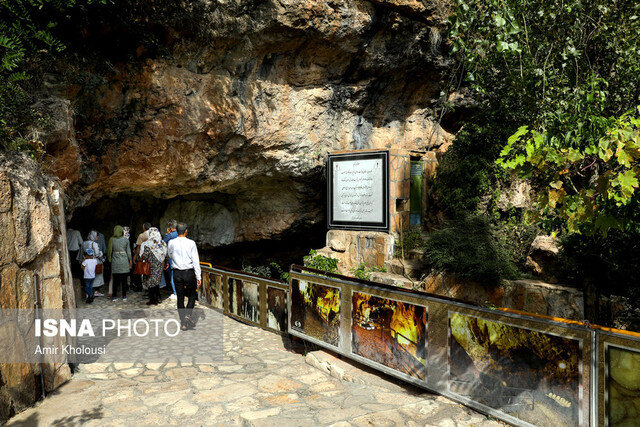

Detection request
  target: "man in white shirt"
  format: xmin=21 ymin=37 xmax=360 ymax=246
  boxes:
xmin=167 ymin=222 xmax=201 ymax=330
xmin=66 ymin=228 xmax=84 ymax=278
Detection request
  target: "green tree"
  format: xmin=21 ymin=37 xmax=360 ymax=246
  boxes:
xmin=447 ymin=0 xmax=640 ymax=234
xmin=0 ymin=0 xmax=103 ymax=151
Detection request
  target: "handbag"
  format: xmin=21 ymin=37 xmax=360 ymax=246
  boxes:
xmin=133 ymin=260 xmax=151 ymax=275
xmin=95 ymin=263 xmax=103 ymax=275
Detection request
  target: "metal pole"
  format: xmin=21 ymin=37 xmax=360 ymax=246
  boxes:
xmin=33 ymin=273 xmax=46 ymax=399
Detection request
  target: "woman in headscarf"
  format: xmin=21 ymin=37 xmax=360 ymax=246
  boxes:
xmin=107 ymin=225 xmax=132 ymax=301
xmin=139 ymin=227 xmax=167 ymax=305
xmin=77 ymin=231 xmax=104 ymax=290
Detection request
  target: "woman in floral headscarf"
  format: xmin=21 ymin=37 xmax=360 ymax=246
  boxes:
xmin=139 ymin=227 xmax=167 ymax=305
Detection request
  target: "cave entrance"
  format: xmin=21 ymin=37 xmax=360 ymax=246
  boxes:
xmin=67 ymin=192 xmax=326 ymax=272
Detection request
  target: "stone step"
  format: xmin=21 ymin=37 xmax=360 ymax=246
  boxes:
xmin=407 ymin=248 xmax=425 ymax=260
xmin=305 ymin=350 xmax=416 ymax=391
xmin=384 ymin=258 xmax=425 ymax=279
xmin=368 ymin=271 xmax=418 ymax=290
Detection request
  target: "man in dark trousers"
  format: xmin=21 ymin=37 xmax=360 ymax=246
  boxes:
xmin=167 ymin=222 xmax=201 ymax=330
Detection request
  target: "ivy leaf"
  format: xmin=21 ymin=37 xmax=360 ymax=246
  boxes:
xmin=567 ymin=148 xmax=583 ymax=162
xmin=550 ymin=180 xmax=563 ymax=189
xmin=598 ymin=146 xmax=613 ymax=162
xmin=547 ymin=189 xmax=566 ymax=208
xmin=617 ymin=170 xmax=639 ymax=198
xmin=617 ymin=147 xmax=632 ymax=167
xmin=595 ymin=215 xmax=620 ymax=235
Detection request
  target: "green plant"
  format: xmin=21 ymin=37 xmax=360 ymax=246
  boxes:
xmin=0 ymin=0 xmax=105 ymax=152
xmin=350 ymin=263 xmax=387 ymax=281
xmin=394 ymin=226 xmax=425 ymax=258
xmin=241 ymin=263 xmax=271 ymax=278
xmin=448 ymin=0 xmax=640 ymax=234
xmin=303 ymin=250 xmax=338 ymax=274
xmin=498 ymin=108 xmax=640 ymax=234
xmin=422 ymin=215 xmax=519 ymax=286
xmin=269 ymin=262 xmax=289 ymax=283
xmin=241 ymin=261 xmax=290 ymax=283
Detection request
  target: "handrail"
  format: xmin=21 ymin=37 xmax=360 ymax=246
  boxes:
xmin=201 ymin=263 xmax=286 ymax=286
xmin=590 ymin=324 xmax=640 ymax=339
xmin=292 ymin=264 xmax=640 ymax=338
xmin=291 ymin=264 xmax=483 ymax=308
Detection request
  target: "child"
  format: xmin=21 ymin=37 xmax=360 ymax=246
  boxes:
xmin=81 ymin=248 xmax=99 ymax=304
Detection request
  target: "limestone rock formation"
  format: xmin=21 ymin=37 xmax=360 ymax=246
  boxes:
xmin=525 ymin=234 xmax=560 ymax=280
xmin=0 ymin=153 xmax=76 ymax=422
xmin=35 ymin=0 xmax=452 ymax=246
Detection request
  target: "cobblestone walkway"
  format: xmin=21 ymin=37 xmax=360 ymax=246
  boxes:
xmin=8 ymin=289 xmax=501 ymax=426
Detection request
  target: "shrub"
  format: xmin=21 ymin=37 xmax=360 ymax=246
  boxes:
xmin=303 ymin=250 xmax=338 ymax=274
xmin=394 ymin=226 xmax=425 ymax=258
xmin=241 ymin=263 xmax=271 ymax=278
xmin=422 ymin=215 xmax=519 ymax=286
xmin=269 ymin=262 xmax=289 ymax=283
xmin=558 ymin=231 xmax=640 ymax=296
xmin=0 ymin=0 xmax=105 ymax=152
xmin=241 ymin=261 xmax=290 ymax=283
xmin=351 ymin=263 xmax=387 ymax=281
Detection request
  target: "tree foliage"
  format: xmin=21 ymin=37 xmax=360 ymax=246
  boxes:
xmin=0 ymin=0 xmax=103 ymax=151
xmin=422 ymin=215 xmax=519 ymax=286
xmin=448 ymin=0 xmax=640 ymax=234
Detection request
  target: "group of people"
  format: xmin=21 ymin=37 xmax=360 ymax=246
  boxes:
xmin=67 ymin=220 xmax=202 ymax=330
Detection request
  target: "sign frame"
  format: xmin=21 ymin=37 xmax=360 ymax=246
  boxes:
xmin=327 ymin=150 xmax=390 ymax=231
xmin=596 ymin=329 xmax=640 ymax=426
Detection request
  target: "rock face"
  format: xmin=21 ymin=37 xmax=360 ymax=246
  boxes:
xmin=37 ymin=0 xmax=452 ymax=245
xmin=525 ymin=234 xmax=560 ymax=281
xmin=0 ymin=153 xmax=76 ymax=422
xmin=317 ymin=229 xmax=395 ymax=274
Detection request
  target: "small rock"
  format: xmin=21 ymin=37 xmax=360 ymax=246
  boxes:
xmin=171 ymin=400 xmax=199 ymax=416
xmin=329 ymin=239 xmax=346 ymax=252
xmin=240 ymin=407 xmax=281 ymax=421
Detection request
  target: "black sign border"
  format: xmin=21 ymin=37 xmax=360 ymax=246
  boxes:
xmin=327 ymin=151 xmax=390 ymax=231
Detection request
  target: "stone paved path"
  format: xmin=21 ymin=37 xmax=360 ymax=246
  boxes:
xmin=8 ymin=289 xmax=502 ymax=426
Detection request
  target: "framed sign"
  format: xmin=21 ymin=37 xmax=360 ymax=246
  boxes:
xmin=327 ymin=151 xmax=390 ymax=230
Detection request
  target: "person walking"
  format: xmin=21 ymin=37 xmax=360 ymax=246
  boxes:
xmin=95 ymin=230 xmax=108 ymax=295
xmin=77 ymin=231 xmax=104 ymax=290
xmin=81 ymin=248 xmax=99 ymax=304
xmin=167 ymin=223 xmax=201 ymax=330
xmin=108 ymin=225 xmax=132 ymax=301
xmin=163 ymin=219 xmax=179 ymax=300
xmin=133 ymin=222 xmax=152 ymax=292
xmin=139 ymin=228 xmax=167 ymax=305
xmin=91 ymin=230 xmax=107 ymax=297
xmin=66 ymin=227 xmax=84 ymax=279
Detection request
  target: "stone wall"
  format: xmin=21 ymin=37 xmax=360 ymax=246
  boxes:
xmin=369 ymin=270 xmax=584 ymax=320
xmin=0 ymin=153 xmax=76 ymax=422
xmin=389 ymin=150 xmax=411 ymax=232
xmin=317 ymin=230 xmax=395 ymax=275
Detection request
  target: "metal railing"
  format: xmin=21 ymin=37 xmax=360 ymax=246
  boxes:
xmin=197 ymin=262 xmax=640 ymax=427
xmin=199 ymin=264 xmax=288 ymax=334
xmin=287 ymin=264 xmax=640 ymax=427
